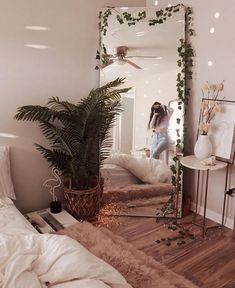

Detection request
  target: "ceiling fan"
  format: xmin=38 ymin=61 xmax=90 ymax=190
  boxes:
xmin=101 ymin=46 xmax=158 ymax=69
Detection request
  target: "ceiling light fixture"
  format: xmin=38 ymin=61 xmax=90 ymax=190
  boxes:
xmin=136 ymin=31 xmax=145 ymax=37
xmin=214 ymin=12 xmax=220 ymax=19
xmin=154 ymin=0 xmax=158 ymax=5
xmin=117 ymin=59 xmax=126 ymax=65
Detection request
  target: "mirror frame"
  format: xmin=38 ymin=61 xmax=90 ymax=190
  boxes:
xmin=97 ymin=4 xmax=195 ymax=218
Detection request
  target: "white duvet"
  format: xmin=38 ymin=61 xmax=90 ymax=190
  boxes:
xmin=0 ymin=233 xmax=132 ymax=288
xmin=104 ymin=153 xmax=172 ymax=184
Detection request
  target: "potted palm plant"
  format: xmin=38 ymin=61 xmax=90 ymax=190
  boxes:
xmin=14 ymin=78 xmax=130 ymax=219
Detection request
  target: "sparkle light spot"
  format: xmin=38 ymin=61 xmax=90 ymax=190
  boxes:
xmin=208 ymin=61 xmax=213 ymax=67
xmin=24 ymin=26 xmax=49 ymax=31
xmin=214 ymin=12 xmax=220 ymax=19
xmin=154 ymin=0 xmax=158 ymax=5
xmin=210 ymin=27 xmax=215 ymax=34
xmin=24 ymin=44 xmax=49 ymax=49
xmin=0 ymin=133 xmax=19 ymax=138
xmin=168 ymin=3 xmax=172 ymax=7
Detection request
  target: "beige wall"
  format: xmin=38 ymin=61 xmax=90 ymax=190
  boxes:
xmin=147 ymin=0 xmax=235 ymax=227
xmin=0 ymin=0 xmax=145 ymax=213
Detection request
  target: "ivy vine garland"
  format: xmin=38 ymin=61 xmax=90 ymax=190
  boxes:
xmin=97 ymin=5 xmax=195 ymax=219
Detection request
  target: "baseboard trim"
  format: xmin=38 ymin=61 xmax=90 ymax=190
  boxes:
xmin=191 ymin=202 xmax=234 ymax=229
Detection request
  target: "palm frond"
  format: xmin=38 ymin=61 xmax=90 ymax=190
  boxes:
xmin=96 ymin=77 xmax=125 ymax=92
xmin=38 ymin=122 xmax=80 ymax=156
xmin=47 ymin=96 xmax=77 ymax=113
xmin=15 ymin=77 xmax=131 ymax=189
xmin=34 ymin=144 xmax=71 ymax=173
xmin=100 ymin=136 xmax=113 ymax=162
xmin=14 ymin=106 xmax=56 ymax=122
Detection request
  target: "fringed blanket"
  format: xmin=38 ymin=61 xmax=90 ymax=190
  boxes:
xmin=103 ymin=183 xmax=172 ymax=204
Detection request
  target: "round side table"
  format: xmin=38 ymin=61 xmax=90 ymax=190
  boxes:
xmin=180 ymin=155 xmax=228 ymax=238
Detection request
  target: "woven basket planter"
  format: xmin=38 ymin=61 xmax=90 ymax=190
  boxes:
xmin=64 ymin=178 xmax=103 ymax=220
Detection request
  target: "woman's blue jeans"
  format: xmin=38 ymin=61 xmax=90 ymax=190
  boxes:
xmin=151 ymin=131 xmax=169 ymax=159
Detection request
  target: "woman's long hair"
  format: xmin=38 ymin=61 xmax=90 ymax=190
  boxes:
xmin=148 ymin=101 xmax=167 ymax=129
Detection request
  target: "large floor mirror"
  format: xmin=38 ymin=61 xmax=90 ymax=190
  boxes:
xmin=99 ymin=5 xmax=186 ymax=218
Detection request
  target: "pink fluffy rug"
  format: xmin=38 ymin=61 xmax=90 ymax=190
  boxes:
xmin=57 ymin=221 xmax=198 ymax=288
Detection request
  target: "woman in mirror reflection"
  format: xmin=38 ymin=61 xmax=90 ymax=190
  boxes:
xmin=148 ymin=102 xmax=174 ymax=159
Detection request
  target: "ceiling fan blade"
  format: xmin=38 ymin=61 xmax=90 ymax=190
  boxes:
xmin=101 ymin=59 xmax=114 ymax=69
xmin=125 ymin=59 xmax=142 ymax=69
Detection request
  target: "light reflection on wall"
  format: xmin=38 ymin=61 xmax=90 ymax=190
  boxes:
xmin=0 ymin=133 xmax=19 ymax=138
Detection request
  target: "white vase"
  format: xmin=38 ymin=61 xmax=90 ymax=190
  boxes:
xmin=194 ymin=134 xmax=212 ymax=159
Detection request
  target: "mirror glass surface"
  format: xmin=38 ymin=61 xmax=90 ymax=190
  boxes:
xmin=100 ymin=6 xmax=185 ymax=216
xmin=100 ymin=6 xmax=185 ymax=161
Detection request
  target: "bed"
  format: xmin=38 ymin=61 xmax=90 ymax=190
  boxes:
xmin=0 ymin=146 xmax=132 ymax=288
xmin=0 ymin=200 xmax=132 ymax=288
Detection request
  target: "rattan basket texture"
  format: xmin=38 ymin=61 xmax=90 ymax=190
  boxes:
xmin=64 ymin=179 xmax=103 ymax=220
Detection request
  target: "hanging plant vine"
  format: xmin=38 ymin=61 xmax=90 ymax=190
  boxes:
xmin=96 ymin=4 xmax=184 ymax=69
xmin=97 ymin=5 xmax=195 ymax=220
xmin=159 ymin=6 xmax=195 ymax=218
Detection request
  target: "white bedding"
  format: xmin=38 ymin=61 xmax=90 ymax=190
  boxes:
xmin=104 ymin=153 xmax=172 ymax=184
xmin=0 ymin=233 xmax=131 ymax=288
xmin=0 ymin=201 xmax=132 ymax=288
xmin=0 ymin=200 xmax=37 ymax=235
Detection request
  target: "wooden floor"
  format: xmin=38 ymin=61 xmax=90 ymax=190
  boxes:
xmin=97 ymin=204 xmax=235 ymax=288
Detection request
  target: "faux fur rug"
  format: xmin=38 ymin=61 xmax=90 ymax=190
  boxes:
xmin=103 ymin=183 xmax=172 ymax=204
xmin=115 ymin=195 xmax=170 ymax=209
xmin=57 ymin=222 xmax=199 ymax=288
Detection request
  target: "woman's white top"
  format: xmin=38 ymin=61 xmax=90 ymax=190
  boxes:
xmin=150 ymin=107 xmax=174 ymax=130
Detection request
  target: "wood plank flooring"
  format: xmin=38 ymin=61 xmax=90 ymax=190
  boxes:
xmin=97 ymin=204 xmax=235 ymax=288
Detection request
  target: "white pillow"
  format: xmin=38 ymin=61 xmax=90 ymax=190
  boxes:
xmin=0 ymin=146 xmax=16 ymax=199
xmin=0 ymin=196 xmax=13 ymax=208
xmin=104 ymin=153 xmax=172 ymax=184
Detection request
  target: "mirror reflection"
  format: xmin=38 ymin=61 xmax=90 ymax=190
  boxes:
xmin=100 ymin=6 xmax=185 ymax=217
